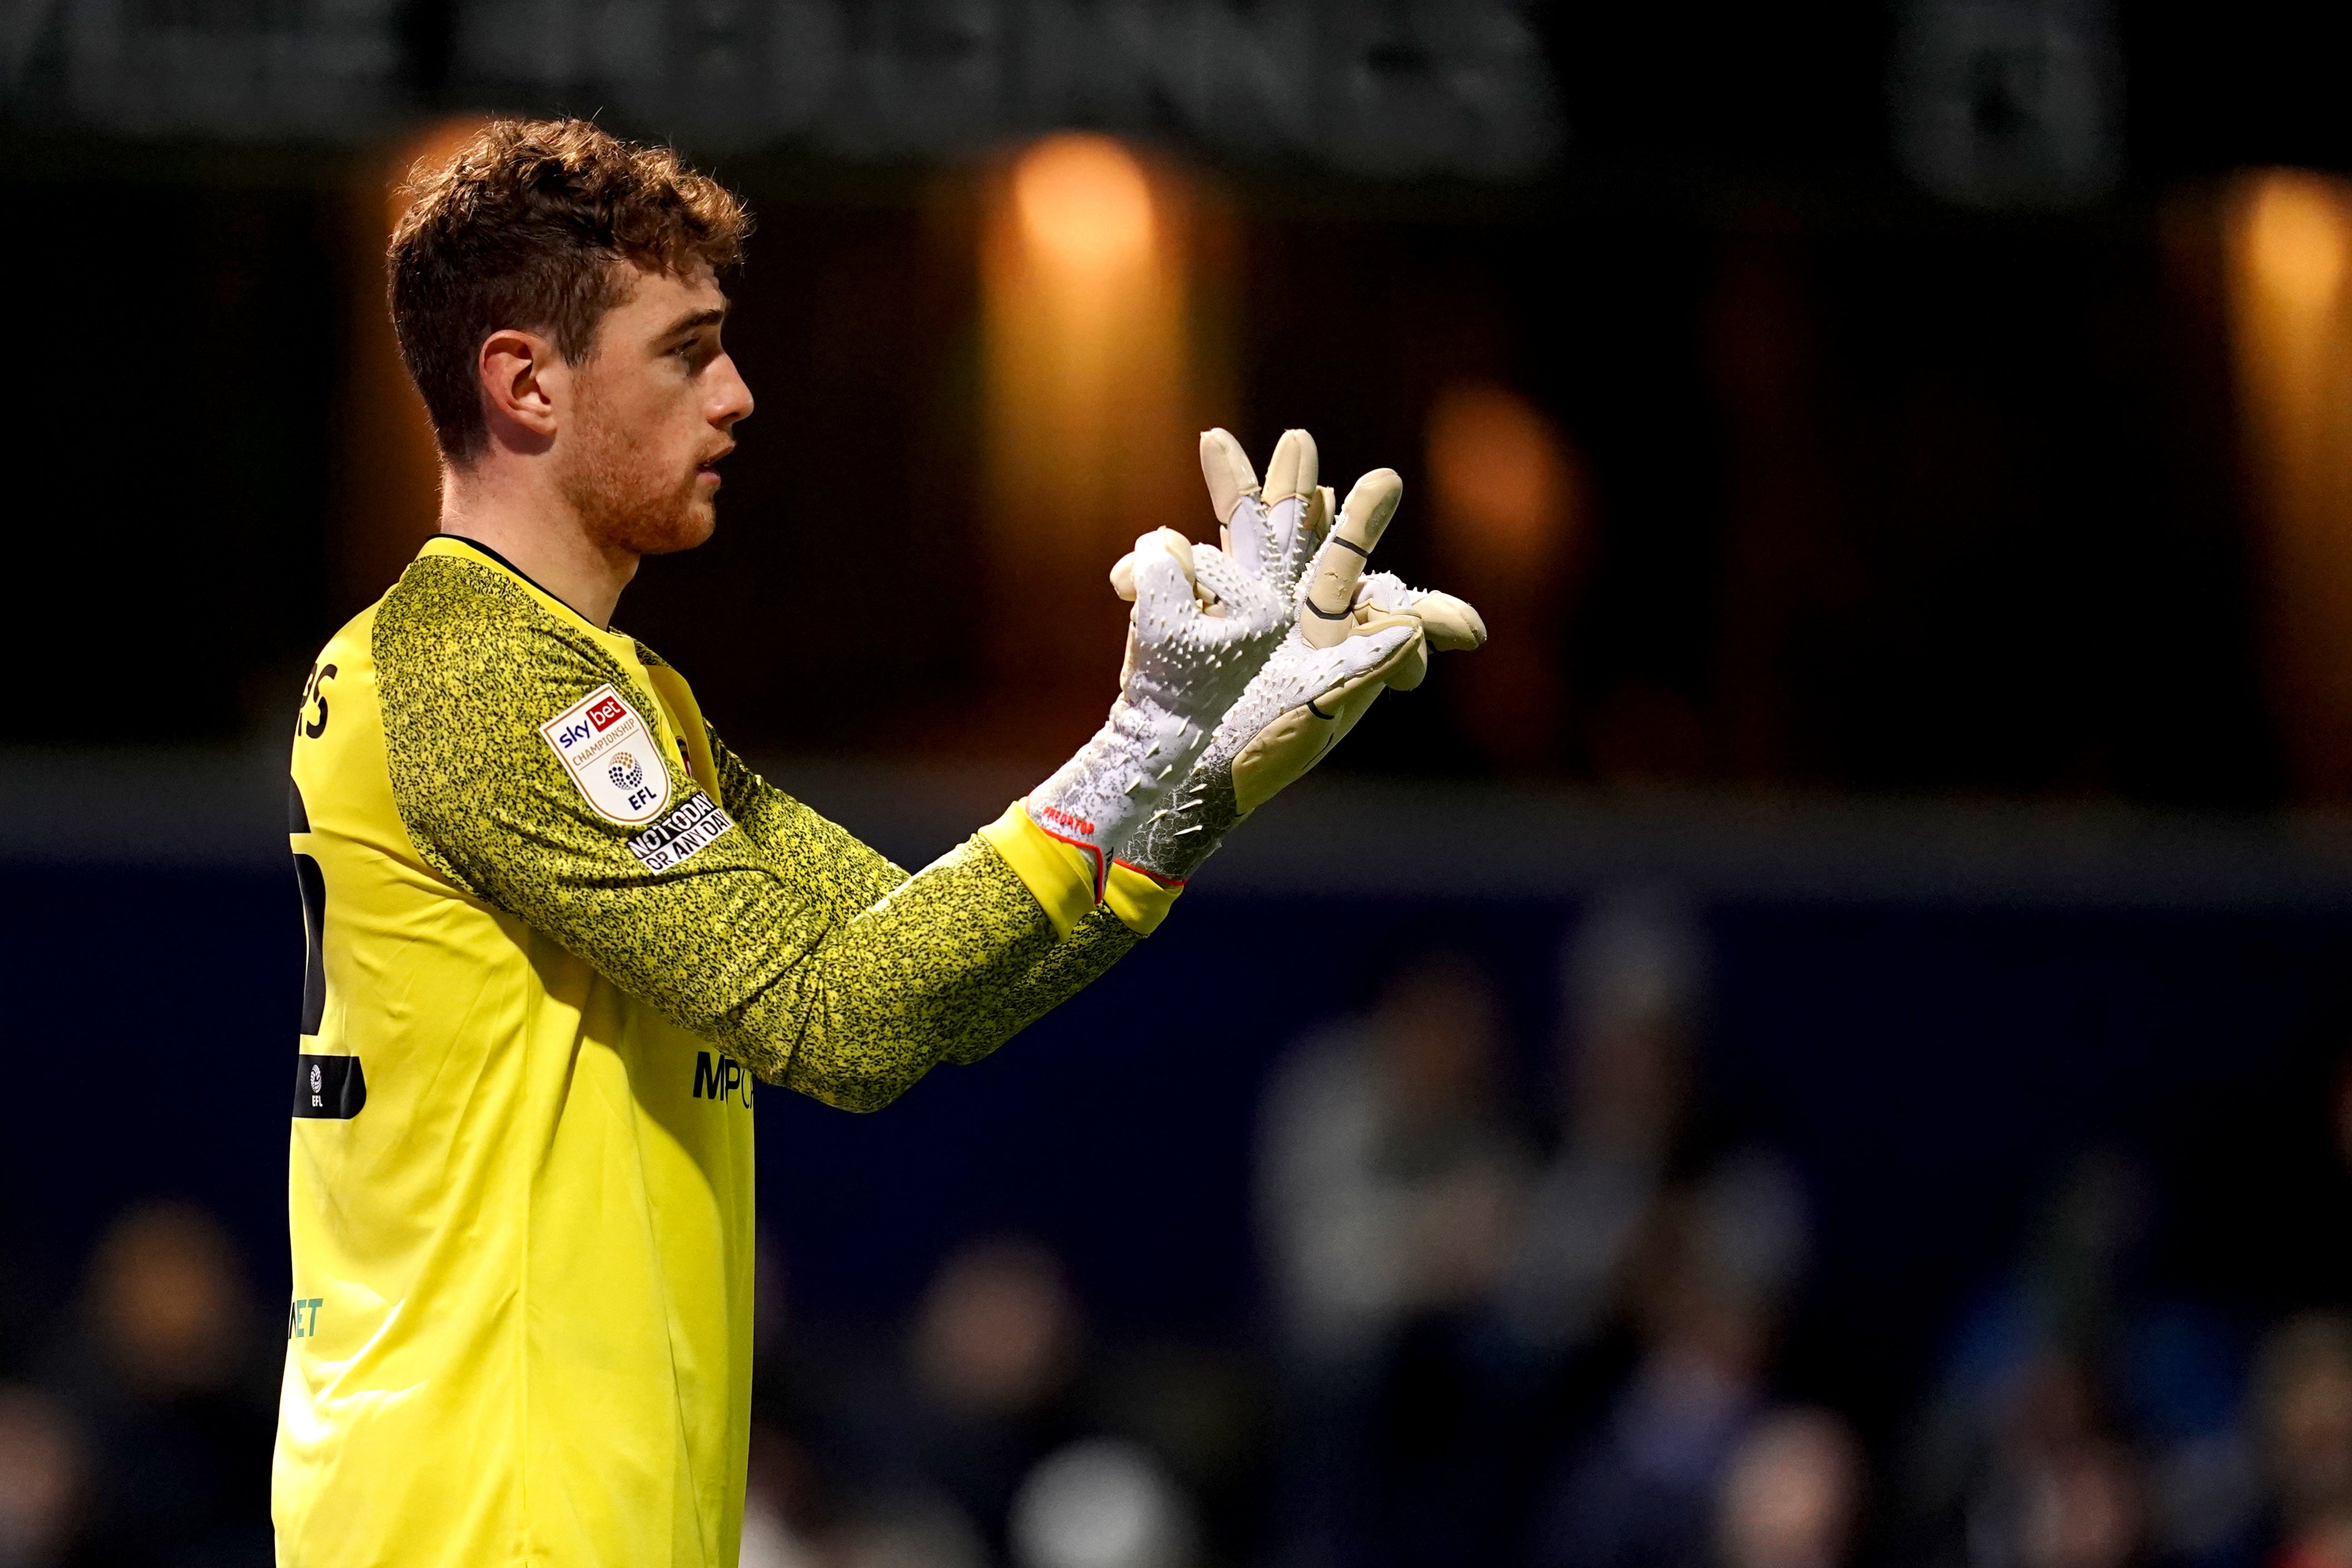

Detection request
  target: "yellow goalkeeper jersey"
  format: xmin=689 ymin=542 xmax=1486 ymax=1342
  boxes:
xmin=274 ymin=535 xmax=1175 ymax=1568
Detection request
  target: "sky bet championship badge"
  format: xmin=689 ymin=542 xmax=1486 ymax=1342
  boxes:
xmin=539 ymin=684 xmax=672 ymax=825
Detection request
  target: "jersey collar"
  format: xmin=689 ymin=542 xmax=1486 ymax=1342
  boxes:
xmin=423 ymin=535 xmax=618 ymax=641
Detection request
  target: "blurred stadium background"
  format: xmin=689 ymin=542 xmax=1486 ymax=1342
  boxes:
xmin=11 ymin=3 xmax=2352 ymax=1566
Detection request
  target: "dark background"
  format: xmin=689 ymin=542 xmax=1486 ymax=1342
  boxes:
xmin=12 ymin=3 xmax=2352 ymax=1566
xmin=10 ymin=860 xmax=2352 ymax=1445
xmin=11 ymin=0 xmax=2350 ymax=799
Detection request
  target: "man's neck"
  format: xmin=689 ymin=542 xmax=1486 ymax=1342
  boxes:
xmin=439 ymin=465 xmax=638 ymax=629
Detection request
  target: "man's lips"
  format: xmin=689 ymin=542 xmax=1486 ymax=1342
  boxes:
xmin=696 ymin=444 xmax=733 ymax=485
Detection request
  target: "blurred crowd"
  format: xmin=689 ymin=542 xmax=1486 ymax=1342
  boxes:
xmin=8 ymin=899 xmax=2352 ymax=1568
xmin=0 ymin=1202 xmax=276 ymax=1568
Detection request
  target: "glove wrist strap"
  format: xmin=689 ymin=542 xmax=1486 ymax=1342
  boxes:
xmin=1027 ymin=695 xmax=1214 ymax=897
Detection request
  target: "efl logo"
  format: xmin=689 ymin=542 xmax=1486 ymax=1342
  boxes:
xmin=540 ymin=684 xmax=672 ymax=825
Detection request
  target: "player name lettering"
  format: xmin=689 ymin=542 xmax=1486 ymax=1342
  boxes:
xmin=628 ymin=794 xmax=736 ymax=873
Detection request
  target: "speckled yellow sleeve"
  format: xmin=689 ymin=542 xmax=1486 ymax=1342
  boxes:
xmin=373 ymin=552 xmax=1139 ymax=1112
xmin=700 ymin=718 xmax=906 ymax=916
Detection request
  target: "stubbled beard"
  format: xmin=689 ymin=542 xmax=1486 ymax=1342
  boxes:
xmin=560 ymin=401 xmax=712 ymax=558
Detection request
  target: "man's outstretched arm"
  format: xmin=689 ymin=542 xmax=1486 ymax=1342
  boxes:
xmin=374 ymin=549 xmax=1160 ymax=1112
xmin=695 ymin=723 xmax=1162 ymax=1078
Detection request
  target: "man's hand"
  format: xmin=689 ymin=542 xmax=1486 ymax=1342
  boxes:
xmin=1115 ymin=430 xmax=1487 ymax=884
xmin=1022 ymin=485 xmax=1296 ymax=897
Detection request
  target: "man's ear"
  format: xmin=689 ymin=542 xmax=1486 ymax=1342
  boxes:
xmin=478 ymin=328 xmax=564 ymax=450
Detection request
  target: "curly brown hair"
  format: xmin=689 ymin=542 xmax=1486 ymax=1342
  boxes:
xmin=388 ymin=118 xmax=750 ymax=463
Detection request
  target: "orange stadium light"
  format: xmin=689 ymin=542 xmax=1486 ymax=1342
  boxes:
xmin=333 ymin=116 xmax=490 ymax=616
xmin=1427 ymin=381 xmax=1576 ymax=573
xmin=1014 ymin=132 xmax=1157 ymax=272
xmin=1424 ymin=380 xmax=1582 ymax=767
xmin=2247 ymin=173 xmax=2347 ymax=319
xmin=2228 ymin=168 xmax=2352 ymax=800
xmin=977 ymin=135 xmax=1231 ymax=728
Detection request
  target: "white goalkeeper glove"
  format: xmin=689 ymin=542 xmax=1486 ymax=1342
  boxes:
xmin=1024 ymin=515 xmax=1292 ymax=897
xmin=1117 ymin=434 xmax=1487 ymax=883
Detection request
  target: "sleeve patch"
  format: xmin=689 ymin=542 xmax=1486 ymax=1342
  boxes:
xmin=629 ymin=793 xmax=737 ymax=872
xmin=539 ymin=684 xmax=673 ymax=824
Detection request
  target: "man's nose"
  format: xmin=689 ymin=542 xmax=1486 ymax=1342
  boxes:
xmin=712 ymin=354 xmax=753 ymax=428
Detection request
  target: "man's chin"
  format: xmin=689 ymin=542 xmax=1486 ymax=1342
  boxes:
xmin=622 ymin=502 xmax=718 ymax=557
xmin=655 ymin=512 xmax=718 ymax=555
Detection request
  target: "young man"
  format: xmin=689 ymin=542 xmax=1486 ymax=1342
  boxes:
xmin=275 ymin=119 xmax=1482 ymax=1566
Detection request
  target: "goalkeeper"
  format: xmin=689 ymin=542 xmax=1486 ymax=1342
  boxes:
xmin=274 ymin=118 xmax=1484 ymax=1568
